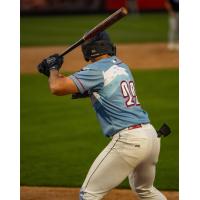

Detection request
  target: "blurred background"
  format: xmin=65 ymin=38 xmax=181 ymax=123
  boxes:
xmin=21 ymin=0 xmax=166 ymax=14
xmin=20 ymin=0 xmax=179 ymax=196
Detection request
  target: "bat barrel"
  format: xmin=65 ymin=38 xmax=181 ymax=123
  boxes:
xmin=83 ymin=7 xmax=128 ymax=41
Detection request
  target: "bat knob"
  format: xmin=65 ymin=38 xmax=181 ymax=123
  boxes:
xmin=121 ymin=7 xmax=128 ymax=16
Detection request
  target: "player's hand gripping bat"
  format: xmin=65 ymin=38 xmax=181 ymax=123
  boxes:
xmin=59 ymin=7 xmax=128 ymax=57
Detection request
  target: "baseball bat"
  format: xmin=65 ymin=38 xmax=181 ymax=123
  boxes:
xmin=59 ymin=7 xmax=128 ymax=57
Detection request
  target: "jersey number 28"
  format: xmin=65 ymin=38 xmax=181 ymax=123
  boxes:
xmin=120 ymin=81 xmax=140 ymax=107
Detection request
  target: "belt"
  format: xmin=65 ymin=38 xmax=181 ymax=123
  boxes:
xmin=110 ymin=123 xmax=149 ymax=138
xmin=128 ymin=124 xmax=142 ymax=130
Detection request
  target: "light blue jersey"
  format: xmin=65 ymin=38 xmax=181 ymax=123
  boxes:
xmin=69 ymin=56 xmax=150 ymax=137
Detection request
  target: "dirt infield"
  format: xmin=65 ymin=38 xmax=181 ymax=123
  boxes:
xmin=21 ymin=186 xmax=179 ymax=200
xmin=20 ymin=43 xmax=178 ymax=74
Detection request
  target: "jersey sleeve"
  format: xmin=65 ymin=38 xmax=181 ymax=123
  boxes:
xmin=69 ymin=66 xmax=104 ymax=94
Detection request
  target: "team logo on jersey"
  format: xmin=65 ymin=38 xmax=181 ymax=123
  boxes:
xmin=103 ymin=65 xmax=128 ymax=86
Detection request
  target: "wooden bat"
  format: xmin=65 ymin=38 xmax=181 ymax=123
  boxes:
xmin=59 ymin=7 xmax=128 ymax=57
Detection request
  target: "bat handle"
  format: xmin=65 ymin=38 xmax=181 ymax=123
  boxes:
xmin=59 ymin=38 xmax=85 ymax=57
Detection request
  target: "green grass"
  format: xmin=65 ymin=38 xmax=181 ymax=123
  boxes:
xmin=20 ymin=13 xmax=168 ymax=46
xmin=20 ymin=69 xmax=178 ymax=190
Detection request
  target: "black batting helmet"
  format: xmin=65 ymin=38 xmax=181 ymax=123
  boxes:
xmin=81 ymin=31 xmax=116 ymax=62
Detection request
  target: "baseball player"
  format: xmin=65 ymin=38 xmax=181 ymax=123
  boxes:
xmin=165 ymin=0 xmax=179 ymax=50
xmin=38 ymin=31 xmax=167 ymax=200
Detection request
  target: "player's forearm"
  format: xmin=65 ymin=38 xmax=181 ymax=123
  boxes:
xmin=48 ymin=70 xmax=66 ymax=95
xmin=48 ymin=70 xmax=78 ymax=96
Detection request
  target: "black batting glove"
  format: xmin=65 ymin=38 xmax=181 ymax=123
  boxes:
xmin=37 ymin=54 xmax=64 ymax=77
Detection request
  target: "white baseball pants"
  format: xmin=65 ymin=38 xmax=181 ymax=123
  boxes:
xmin=80 ymin=124 xmax=167 ymax=200
xmin=168 ymin=13 xmax=179 ymax=47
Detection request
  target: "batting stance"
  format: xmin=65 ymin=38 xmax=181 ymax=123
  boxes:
xmin=38 ymin=31 xmax=167 ymax=200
